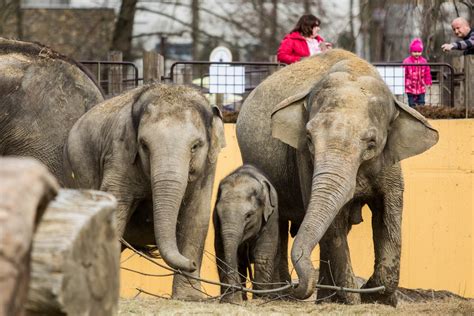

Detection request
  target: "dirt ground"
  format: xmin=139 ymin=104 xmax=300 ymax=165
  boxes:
xmin=119 ymin=296 xmax=474 ymax=315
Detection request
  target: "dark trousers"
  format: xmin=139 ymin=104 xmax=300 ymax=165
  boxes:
xmin=407 ymin=93 xmax=425 ymax=107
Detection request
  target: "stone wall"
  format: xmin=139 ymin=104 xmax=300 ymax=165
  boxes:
xmin=1 ymin=8 xmax=115 ymax=60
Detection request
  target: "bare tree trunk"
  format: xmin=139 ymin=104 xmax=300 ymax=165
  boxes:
xmin=268 ymin=0 xmax=279 ymax=55
xmin=349 ymin=0 xmax=356 ymax=51
xmin=303 ymin=0 xmax=311 ymax=13
xmin=15 ymin=0 xmax=21 ymax=39
xmin=111 ymin=0 xmax=138 ymax=61
xmin=420 ymin=0 xmax=443 ymax=59
xmin=368 ymin=0 xmax=386 ymax=62
xmin=0 ymin=0 xmax=21 ymax=37
xmin=192 ymin=0 xmax=200 ymax=59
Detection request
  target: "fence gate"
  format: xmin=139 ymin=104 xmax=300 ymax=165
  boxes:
xmin=80 ymin=61 xmax=139 ymax=98
xmin=373 ymin=62 xmax=455 ymax=107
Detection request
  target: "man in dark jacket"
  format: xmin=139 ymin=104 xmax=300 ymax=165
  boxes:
xmin=441 ymin=17 xmax=473 ymax=55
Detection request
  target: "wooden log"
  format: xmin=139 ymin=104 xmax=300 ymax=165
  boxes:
xmin=25 ymin=189 xmax=119 ymax=316
xmin=143 ymin=51 xmax=163 ymax=83
xmin=0 ymin=157 xmax=59 ymax=316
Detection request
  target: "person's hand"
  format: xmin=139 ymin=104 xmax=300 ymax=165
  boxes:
xmin=441 ymin=43 xmax=454 ymax=52
xmin=320 ymin=42 xmax=332 ymax=52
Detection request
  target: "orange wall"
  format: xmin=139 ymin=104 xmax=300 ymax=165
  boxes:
xmin=120 ymin=120 xmax=473 ymax=298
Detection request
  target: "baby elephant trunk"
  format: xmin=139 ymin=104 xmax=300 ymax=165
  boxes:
xmin=220 ymin=224 xmax=246 ymax=302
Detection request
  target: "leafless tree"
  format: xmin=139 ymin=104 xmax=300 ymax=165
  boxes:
xmin=134 ymin=0 xmax=332 ymax=61
xmin=191 ymin=0 xmax=200 ymax=59
xmin=111 ymin=0 xmax=138 ymax=61
xmin=0 ymin=0 xmax=22 ymax=39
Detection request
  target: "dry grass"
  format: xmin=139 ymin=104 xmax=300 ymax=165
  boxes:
xmin=414 ymin=105 xmax=473 ymax=119
xmin=119 ymin=296 xmax=473 ymax=315
xmin=222 ymin=110 xmax=240 ymax=123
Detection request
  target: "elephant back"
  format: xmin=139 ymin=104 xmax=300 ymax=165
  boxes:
xmin=0 ymin=38 xmax=104 ymax=184
xmin=243 ymin=49 xmax=382 ymax=116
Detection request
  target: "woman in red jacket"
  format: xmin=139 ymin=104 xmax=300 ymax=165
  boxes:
xmin=277 ymin=14 xmax=331 ymax=64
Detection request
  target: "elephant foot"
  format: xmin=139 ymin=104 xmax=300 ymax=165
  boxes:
xmin=316 ymin=289 xmax=360 ymax=305
xmin=172 ymin=290 xmax=205 ymax=302
xmin=172 ymin=275 xmax=205 ymax=301
xmin=220 ymin=291 xmax=244 ymax=304
xmin=361 ymin=290 xmax=397 ymax=307
xmin=361 ymin=279 xmax=398 ymax=307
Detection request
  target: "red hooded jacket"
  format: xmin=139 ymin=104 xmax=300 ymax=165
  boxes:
xmin=277 ymin=32 xmax=325 ymax=64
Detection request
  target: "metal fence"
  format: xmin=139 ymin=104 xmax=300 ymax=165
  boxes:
xmin=165 ymin=61 xmax=455 ymax=110
xmin=373 ymin=62 xmax=455 ymax=107
xmin=79 ymin=61 xmax=139 ymax=98
xmin=165 ymin=61 xmax=284 ymax=111
xmin=78 ymin=60 xmax=456 ymax=109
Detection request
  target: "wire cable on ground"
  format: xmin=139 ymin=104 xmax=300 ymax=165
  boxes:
xmin=120 ymin=238 xmax=385 ymax=295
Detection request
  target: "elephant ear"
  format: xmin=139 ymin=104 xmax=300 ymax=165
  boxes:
xmin=271 ymin=90 xmax=310 ymax=150
xmin=125 ymin=90 xmax=149 ymax=164
xmin=261 ymin=179 xmax=278 ymax=223
xmin=208 ymin=105 xmax=226 ymax=163
xmin=385 ymin=97 xmax=439 ymax=165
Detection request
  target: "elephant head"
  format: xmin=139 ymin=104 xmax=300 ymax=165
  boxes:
xmin=213 ymin=165 xmax=277 ymax=302
xmin=128 ymin=85 xmax=226 ymax=272
xmin=270 ymin=61 xmax=438 ymax=299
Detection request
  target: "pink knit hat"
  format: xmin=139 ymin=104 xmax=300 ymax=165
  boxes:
xmin=409 ymin=38 xmax=423 ymax=53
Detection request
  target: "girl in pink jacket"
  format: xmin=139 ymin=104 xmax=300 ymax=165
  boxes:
xmin=403 ymin=38 xmax=432 ymax=107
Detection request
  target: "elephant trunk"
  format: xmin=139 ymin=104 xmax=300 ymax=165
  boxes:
xmin=151 ymin=154 xmax=196 ymax=272
xmin=221 ymin=224 xmax=244 ymax=286
xmin=291 ymin=155 xmax=358 ymax=299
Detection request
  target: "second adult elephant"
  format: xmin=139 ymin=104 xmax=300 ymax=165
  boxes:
xmin=0 ymin=38 xmax=103 ymax=184
xmin=64 ymin=84 xmax=226 ymax=299
xmin=236 ymin=49 xmax=438 ymax=306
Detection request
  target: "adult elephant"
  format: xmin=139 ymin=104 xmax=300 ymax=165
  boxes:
xmin=64 ymin=84 xmax=226 ymax=299
xmin=0 ymin=38 xmax=103 ymax=184
xmin=236 ymin=49 xmax=438 ymax=306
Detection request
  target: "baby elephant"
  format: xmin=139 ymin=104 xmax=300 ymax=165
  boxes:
xmin=213 ymin=165 xmax=279 ymax=303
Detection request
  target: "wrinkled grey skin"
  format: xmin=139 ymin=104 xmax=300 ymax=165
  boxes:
xmin=0 ymin=38 xmax=103 ymax=184
xmin=236 ymin=49 xmax=438 ymax=306
xmin=213 ymin=165 xmax=279 ymax=304
xmin=64 ymin=84 xmax=226 ymax=300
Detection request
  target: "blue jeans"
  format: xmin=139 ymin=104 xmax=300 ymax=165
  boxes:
xmin=407 ymin=93 xmax=425 ymax=107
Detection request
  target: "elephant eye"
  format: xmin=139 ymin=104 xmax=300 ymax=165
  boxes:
xmin=366 ymin=137 xmax=377 ymax=150
xmin=245 ymin=211 xmax=255 ymax=220
xmin=140 ymin=139 xmax=149 ymax=153
xmin=191 ymin=140 xmax=203 ymax=153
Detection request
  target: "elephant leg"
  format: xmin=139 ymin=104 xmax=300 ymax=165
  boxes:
xmin=362 ymin=189 xmax=402 ymax=307
xmin=172 ymin=178 xmax=213 ymax=301
xmin=122 ymin=200 xmax=155 ymax=250
xmin=238 ymin=259 xmax=248 ymax=301
xmin=278 ymin=219 xmax=291 ymax=283
xmin=317 ymin=207 xmax=360 ymax=304
xmin=252 ymin=213 xmax=279 ymax=298
xmin=100 ymin=175 xmax=136 ymax=237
